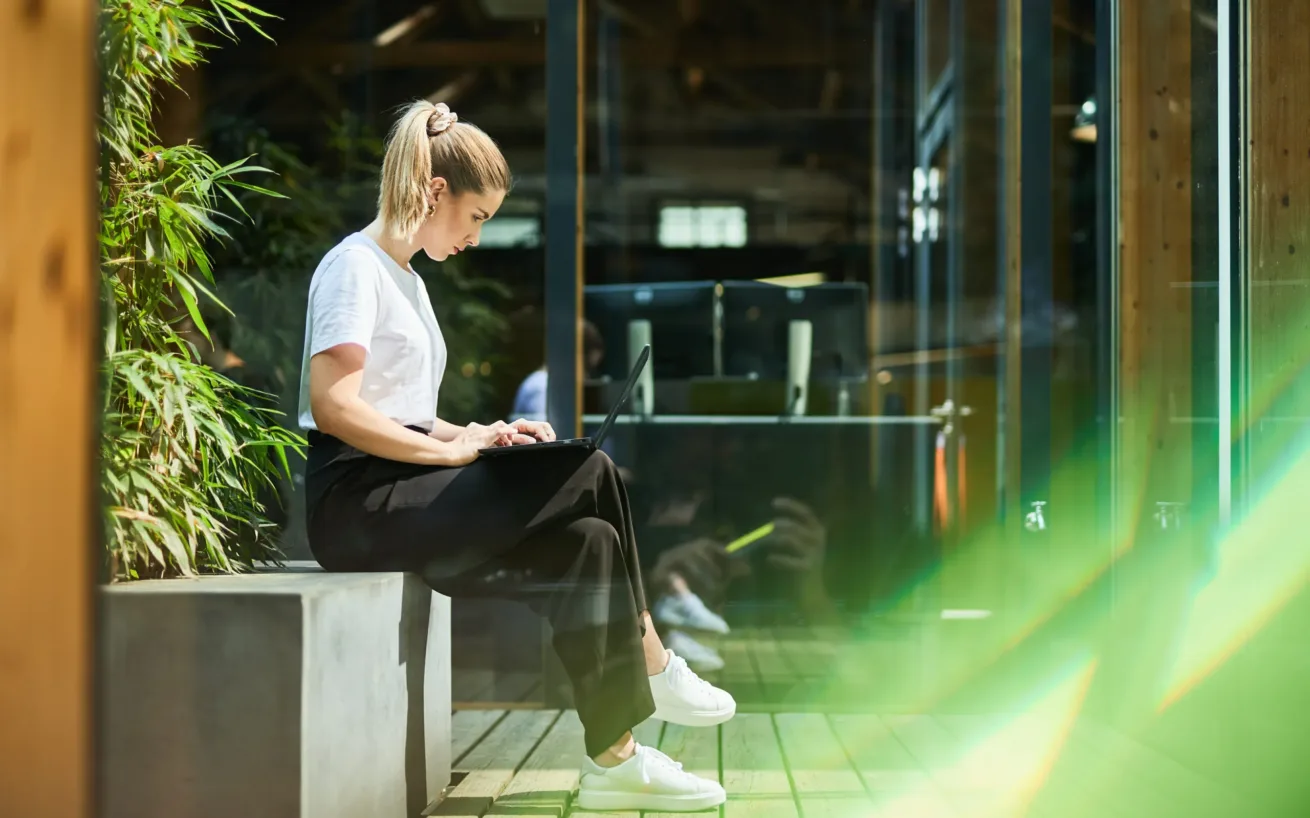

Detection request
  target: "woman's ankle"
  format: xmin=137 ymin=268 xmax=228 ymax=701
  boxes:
xmin=640 ymin=611 xmax=670 ymax=675
xmin=646 ymin=648 xmax=670 ymax=676
xmin=593 ymin=732 xmax=636 ymax=768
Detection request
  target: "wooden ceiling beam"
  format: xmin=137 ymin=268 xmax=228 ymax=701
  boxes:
xmin=253 ymin=38 xmax=836 ymax=69
xmin=425 ymin=69 xmax=481 ymax=105
xmin=596 ymin=0 xmax=777 ymax=111
xmin=374 ymin=2 xmax=450 ymax=47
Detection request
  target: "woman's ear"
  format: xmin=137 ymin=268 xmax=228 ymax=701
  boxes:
xmin=429 ymin=176 xmax=448 ymax=203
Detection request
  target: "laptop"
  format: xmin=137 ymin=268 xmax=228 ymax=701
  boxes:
xmin=479 ymin=344 xmax=650 ymax=458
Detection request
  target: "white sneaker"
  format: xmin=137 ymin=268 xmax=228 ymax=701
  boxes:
xmin=650 ymin=650 xmax=736 ymax=726
xmin=577 ymin=743 xmax=725 ymax=812
xmin=665 ymin=630 xmax=725 ymax=673
xmin=653 ymin=592 xmax=730 ymax=635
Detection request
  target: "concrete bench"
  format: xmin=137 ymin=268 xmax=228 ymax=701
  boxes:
xmin=102 ymin=563 xmax=451 ymax=818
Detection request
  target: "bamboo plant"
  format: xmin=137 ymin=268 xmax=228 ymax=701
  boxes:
xmin=98 ymin=0 xmax=301 ymax=579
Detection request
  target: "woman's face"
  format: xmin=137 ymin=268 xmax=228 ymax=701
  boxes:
xmin=416 ymin=178 xmax=505 ymax=262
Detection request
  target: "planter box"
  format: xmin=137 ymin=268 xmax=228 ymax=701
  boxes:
xmin=102 ymin=566 xmax=451 ymax=818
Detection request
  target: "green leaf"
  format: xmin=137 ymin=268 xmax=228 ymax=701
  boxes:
xmin=175 ymin=276 xmax=209 ymax=342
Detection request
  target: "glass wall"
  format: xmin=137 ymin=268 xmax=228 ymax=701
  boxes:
xmin=162 ymin=0 xmax=1309 ymax=810
xmin=565 ymin=0 xmax=1038 ymax=717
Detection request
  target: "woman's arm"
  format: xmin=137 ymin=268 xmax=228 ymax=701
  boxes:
xmin=310 ymin=344 xmax=502 ymax=466
xmin=428 ymin=417 xmax=467 ymax=443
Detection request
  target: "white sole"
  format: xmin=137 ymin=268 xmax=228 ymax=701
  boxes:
xmin=575 ymin=788 xmax=726 ymax=812
xmin=663 ymin=619 xmax=730 ymax=636
xmin=652 ymin=704 xmax=736 ymax=727
xmin=687 ymin=662 xmax=726 ymax=674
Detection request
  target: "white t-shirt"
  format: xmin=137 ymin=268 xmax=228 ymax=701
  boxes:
xmin=297 ymin=233 xmax=447 ymax=431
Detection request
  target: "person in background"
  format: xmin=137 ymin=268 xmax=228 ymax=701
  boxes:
xmin=510 ymin=319 xmax=605 ymax=421
xmin=646 ymin=496 xmax=836 ymax=673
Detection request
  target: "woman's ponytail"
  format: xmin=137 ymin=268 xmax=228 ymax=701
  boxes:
xmin=378 ymin=100 xmax=438 ymax=240
xmin=376 ymin=100 xmax=512 ymax=239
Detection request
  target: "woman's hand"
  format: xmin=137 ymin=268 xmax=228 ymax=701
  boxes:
xmin=509 ymin=418 xmax=556 ymax=443
xmin=449 ymin=421 xmax=515 ymax=464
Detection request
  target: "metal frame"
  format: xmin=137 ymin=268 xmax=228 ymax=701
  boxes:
xmin=916 ymin=0 xmax=955 ymax=135
xmin=1232 ymin=0 xmax=1251 ymax=523
xmin=1217 ymin=0 xmax=1233 ymax=528
xmin=1218 ymin=0 xmax=1249 ymax=528
xmin=1018 ymin=0 xmax=1053 ymax=509
xmin=544 ymin=0 xmax=584 ymax=439
xmin=913 ymin=97 xmax=955 ymax=534
xmin=872 ymin=0 xmax=898 ymax=365
xmin=542 ymin=0 xmax=584 ymax=709
xmin=1096 ymin=0 xmax=1120 ymax=602
xmin=996 ymin=0 xmax=1015 ymax=523
xmin=596 ymin=3 xmax=626 ymax=246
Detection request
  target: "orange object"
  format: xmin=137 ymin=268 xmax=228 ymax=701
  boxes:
xmin=933 ymin=431 xmax=968 ymax=533
xmin=934 ymin=431 xmax=949 ymax=532
xmin=957 ymin=434 xmax=967 ymax=527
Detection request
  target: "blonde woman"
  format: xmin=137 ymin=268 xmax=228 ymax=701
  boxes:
xmin=298 ymin=101 xmax=732 ymax=812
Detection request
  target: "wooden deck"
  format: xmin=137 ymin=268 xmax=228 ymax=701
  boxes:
xmin=435 ymin=709 xmax=1246 ymax=818
xmin=452 ymin=624 xmax=937 ymax=713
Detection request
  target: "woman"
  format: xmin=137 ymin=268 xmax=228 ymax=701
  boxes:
xmin=298 ymin=100 xmax=732 ymax=813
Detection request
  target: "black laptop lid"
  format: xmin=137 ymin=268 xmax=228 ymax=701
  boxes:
xmin=591 ymin=344 xmax=650 ymax=449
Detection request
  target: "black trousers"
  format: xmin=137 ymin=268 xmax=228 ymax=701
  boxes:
xmin=305 ymin=432 xmax=656 ymax=758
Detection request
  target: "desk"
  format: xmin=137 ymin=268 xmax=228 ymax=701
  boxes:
xmin=580 ymin=415 xmax=940 ymax=617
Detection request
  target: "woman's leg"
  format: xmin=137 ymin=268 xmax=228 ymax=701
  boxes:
xmin=311 ymin=449 xmax=660 ymax=754
xmin=573 ymin=452 xmax=674 ymax=674
xmin=466 ymin=516 xmax=655 ymax=759
xmin=309 ymin=446 xmax=731 ymax=760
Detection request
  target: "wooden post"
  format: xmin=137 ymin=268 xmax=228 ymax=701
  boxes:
xmin=0 ymin=1 xmax=97 ymax=816
xmin=1247 ymin=1 xmax=1310 ymax=474
xmin=1116 ymin=0 xmax=1194 ymax=540
xmin=1237 ymin=1 xmax=1310 ymax=799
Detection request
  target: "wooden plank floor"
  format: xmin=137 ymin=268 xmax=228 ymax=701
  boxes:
xmin=450 ymin=625 xmax=907 ymax=712
xmin=436 ymin=709 xmax=1244 ymax=818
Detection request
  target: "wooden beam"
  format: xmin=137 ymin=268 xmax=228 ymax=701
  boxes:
xmin=1238 ymin=1 xmax=1310 ymax=798
xmin=1117 ymin=0 xmax=1194 ymax=530
xmin=374 ymin=2 xmax=448 ymax=47
xmin=1248 ymin=0 xmax=1310 ymax=467
xmin=596 ymin=0 xmax=779 ymax=112
xmin=425 ymin=70 xmax=480 ymax=105
xmin=0 ymin=1 xmax=97 ymax=817
xmin=257 ymin=38 xmax=837 ymax=69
